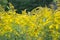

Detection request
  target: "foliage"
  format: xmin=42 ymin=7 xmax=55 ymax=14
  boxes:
xmin=0 ymin=0 xmax=9 ymax=11
xmin=0 ymin=3 xmax=60 ymax=40
xmin=0 ymin=0 xmax=53 ymax=13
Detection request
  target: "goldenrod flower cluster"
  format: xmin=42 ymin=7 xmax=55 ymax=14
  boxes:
xmin=0 ymin=3 xmax=60 ymax=40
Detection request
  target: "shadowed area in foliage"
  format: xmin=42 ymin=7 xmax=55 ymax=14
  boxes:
xmin=8 ymin=0 xmax=53 ymax=13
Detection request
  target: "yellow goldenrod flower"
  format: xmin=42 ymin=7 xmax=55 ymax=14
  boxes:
xmin=0 ymin=3 xmax=60 ymax=40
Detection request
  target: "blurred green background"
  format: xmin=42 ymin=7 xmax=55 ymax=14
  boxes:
xmin=0 ymin=0 xmax=58 ymax=13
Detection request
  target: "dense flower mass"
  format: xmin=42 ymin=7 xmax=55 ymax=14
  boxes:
xmin=0 ymin=3 xmax=60 ymax=40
